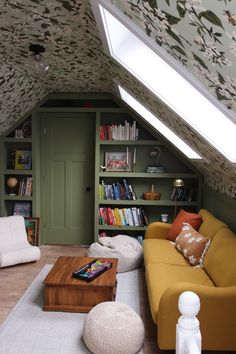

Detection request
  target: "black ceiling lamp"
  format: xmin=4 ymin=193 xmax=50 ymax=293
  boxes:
xmin=29 ymin=44 xmax=50 ymax=73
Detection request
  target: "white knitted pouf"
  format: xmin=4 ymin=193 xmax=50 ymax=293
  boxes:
xmin=83 ymin=301 xmax=145 ymax=354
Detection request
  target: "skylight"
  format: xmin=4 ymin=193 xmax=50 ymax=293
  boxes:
xmin=93 ymin=1 xmax=236 ymax=163
xmin=119 ymin=86 xmax=201 ymax=159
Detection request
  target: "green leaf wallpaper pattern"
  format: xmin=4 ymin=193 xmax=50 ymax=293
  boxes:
xmin=0 ymin=0 xmax=236 ymax=198
xmin=114 ymin=0 xmax=236 ymax=111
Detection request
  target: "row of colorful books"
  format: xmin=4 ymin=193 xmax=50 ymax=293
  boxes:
xmin=17 ymin=177 xmax=33 ymax=196
xmin=170 ymin=185 xmax=197 ymax=201
xmin=99 ymin=179 xmax=136 ymax=200
xmin=100 ymin=120 xmax=139 ymax=141
xmin=98 ymin=207 xmax=149 ymax=227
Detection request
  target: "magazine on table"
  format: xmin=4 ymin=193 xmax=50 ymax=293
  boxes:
xmin=72 ymin=259 xmax=112 ymax=282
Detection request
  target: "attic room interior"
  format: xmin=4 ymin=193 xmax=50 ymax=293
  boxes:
xmin=0 ymin=0 xmax=236 ymax=353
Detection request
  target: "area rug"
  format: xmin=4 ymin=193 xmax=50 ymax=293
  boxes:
xmin=0 ymin=265 xmax=144 ymax=354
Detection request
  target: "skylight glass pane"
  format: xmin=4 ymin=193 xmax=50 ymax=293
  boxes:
xmin=119 ymin=86 xmax=201 ymax=159
xmin=99 ymin=5 xmax=236 ymax=162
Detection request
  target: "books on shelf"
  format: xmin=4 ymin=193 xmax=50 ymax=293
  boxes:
xmin=18 ymin=177 xmax=33 ymax=196
xmin=170 ymin=184 xmax=197 ymax=201
xmin=99 ymin=179 xmax=137 ymax=201
xmin=98 ymin=207 xmax=149 ymax=227
xmin=100 ymin=120 xmax=139 ymax=141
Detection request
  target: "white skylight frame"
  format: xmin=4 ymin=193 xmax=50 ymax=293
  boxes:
xmin=91 ymin=0 xmax=236 ymax=163
xmin=118 ymin=85 xmax=201 ymax=159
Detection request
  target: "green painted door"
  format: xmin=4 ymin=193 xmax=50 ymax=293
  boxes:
xmin=41 ymin=113 xmax=95 ymax=244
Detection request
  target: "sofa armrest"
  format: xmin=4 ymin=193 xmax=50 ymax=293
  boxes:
xmin=157 ymin=283 xmax=236 ymax=350
xmin=145 ymin=222 xmax=172 ymax=239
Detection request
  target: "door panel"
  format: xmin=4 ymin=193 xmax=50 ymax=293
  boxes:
xmin=42 ymin=113 xmax=95 ymax=245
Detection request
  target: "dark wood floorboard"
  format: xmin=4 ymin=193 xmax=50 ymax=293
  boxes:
xmin=0 ymin=245 xmax=235 ymax=354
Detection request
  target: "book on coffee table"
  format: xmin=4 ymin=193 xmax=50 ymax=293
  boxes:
xmin=72 ymin=259 xmax=112 ymax=282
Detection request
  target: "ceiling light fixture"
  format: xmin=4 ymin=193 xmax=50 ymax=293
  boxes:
xmin=29 ymin=44 xmax=50 ymax=74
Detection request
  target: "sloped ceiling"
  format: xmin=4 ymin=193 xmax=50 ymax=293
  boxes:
xmin=0 ymin=0 xmax=236 ymax=198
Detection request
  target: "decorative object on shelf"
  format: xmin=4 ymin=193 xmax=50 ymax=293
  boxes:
xmin=100 ymin=165 xmax=107 ymax=172
xmin=14 ymin=129 xmax=24 ymax=138
xmin=161 ymin=213 xmax=168 ymax=223
xmin=29 ymin=44 xmax=49 ymax=74
xmin=146 ymin=147 xmax=165 ymax=173
xmin=143 ymin=184 xmax=161 ymax=200
xmin=22 ymin=119 xmax=32 ymax=138
xmin=6 ymin=177 xmax=18 ymax=196
xmin=8 ymin=151 xmax=16 ymax=169
xmin=173 ymin=178 xmax=185 ymax=218
xmin=24 ymin=217 xmax=40 ymax=246
xmin=15 ymin=150 xmax=32 ymax=170
xmin=105 ymin=151 xmax=131 ymax=172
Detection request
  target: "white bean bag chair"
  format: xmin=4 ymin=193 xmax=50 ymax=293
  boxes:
xmin=88 ymin=235 xmax=143 ymax=272
xmin=83 ymin=301 xmax=145 ymax=354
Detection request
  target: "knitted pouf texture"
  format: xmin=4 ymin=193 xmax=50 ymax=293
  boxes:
xmin=83 ymin=301 xmax=145 ymax=354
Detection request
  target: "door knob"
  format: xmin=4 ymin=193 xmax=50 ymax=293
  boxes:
xmin=86 ymin=186 xmax=91 ymax=192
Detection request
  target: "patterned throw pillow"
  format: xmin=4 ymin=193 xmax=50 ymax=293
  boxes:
xmin=175 ymin=223 xmax=211 ymax=266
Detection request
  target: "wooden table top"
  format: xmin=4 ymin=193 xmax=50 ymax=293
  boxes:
xmin=43 ymin=256 xmax=118 ymax=288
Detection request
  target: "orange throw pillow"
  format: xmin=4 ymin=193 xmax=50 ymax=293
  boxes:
xmin=167 ymin=209 xmax=202 ymax=241
xmin=175 ymin=223 xmax=211 ymax=266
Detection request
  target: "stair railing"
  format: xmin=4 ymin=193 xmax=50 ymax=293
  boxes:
xmin=176 ymin=291 xmax=201 ymax=354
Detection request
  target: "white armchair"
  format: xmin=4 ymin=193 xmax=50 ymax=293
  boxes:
xmin=0 ymin=215 xmax=41 ymax=268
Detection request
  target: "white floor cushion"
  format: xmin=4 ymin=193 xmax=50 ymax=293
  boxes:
xmin=83 ymin=301 xmax=145 ymax=354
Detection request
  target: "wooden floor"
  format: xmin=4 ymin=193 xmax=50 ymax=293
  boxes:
xmin=0 ymin=245 xmax=234 ymax=354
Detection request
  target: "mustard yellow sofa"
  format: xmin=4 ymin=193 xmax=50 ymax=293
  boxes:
xmin=143 ymin=209 xmax=236 ymax=350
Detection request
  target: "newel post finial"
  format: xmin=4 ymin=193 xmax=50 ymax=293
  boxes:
xmin=176 ymin=291 xmax=201 ymax=354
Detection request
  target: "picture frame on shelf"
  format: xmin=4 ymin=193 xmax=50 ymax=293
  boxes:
xmin=13 ymin=202 xmax=31 ymax=217
xmin=24 ymin=217 xmax=40 ymax=246
xmin=15 ymin=150 xmax=32 ymax=170
xmin=105 ymin=151 xmax=131 ymax=172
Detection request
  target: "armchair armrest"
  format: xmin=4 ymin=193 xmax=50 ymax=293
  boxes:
xmin=145 ymin=222 xmax=172 ymax=239
xmin=157 ymin=283 xmax=236 ymax=350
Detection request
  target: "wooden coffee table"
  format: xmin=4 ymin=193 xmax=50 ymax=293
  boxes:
xmin=43 ymin=256 xmax=118 ymax=313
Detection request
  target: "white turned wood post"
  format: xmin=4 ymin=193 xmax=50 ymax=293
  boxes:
xmin=176 ymin=291 xmax=201 ymax=354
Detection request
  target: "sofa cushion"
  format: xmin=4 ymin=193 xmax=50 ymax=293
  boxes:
xmin=143 ymin=239 xmax=189 ymax=267
xmin=175 ymin=223 xmax=211 ymax=266
xmin=203 ymin=228 xmax=236 ymax=286
xmin=198 ymin=209 xmax=228 ymax=239
xmin=167 ymin=209 xmax=202 ymax=241
xmin=145 ymin=262 xmax=214 ymax=324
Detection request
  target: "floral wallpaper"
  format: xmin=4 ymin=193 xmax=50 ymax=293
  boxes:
xmin=113 ymin=0 xmax=236 ymax=112
xmin=0 ymin=0 xmax=236 ymax=199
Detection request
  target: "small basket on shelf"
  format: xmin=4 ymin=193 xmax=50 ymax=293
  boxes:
xmin=143 ymin=184 xmax=161 ymax=200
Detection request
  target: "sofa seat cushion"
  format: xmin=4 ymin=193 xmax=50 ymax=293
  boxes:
xmin=145 ymin=263 xmax=214 ymax=324
xmin=203 ymin=228 xmax=236 ymax=286
xmin=143 ymin=239 xmax=189 ymax=267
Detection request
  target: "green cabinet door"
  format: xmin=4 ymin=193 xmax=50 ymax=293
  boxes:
xmin=41 ymin=113 xmax=95 ymax=245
